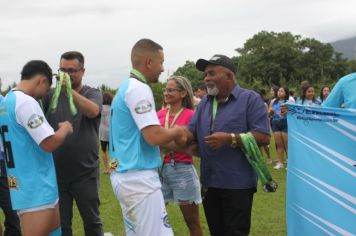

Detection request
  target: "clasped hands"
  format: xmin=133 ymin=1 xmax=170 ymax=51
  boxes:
xmin=170 ymin=126 xmax=232 ymax=151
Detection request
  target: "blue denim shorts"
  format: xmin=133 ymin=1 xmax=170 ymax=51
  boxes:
xmin=160 ymin=163 xmax=202 ymax=205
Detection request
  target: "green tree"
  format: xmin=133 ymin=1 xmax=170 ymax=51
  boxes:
xmin=236 ymin=31 xmax=350 ymax=88
xmin=173 ymin=61 xmax=204 ymax=90
xmin=149 ymin=82 xmax=165 ymax=110
xmin=98 ymin=84 xmax=116 ymax=95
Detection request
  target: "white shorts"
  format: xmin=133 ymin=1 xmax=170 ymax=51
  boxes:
xmin=17 ymin=198 xmax=59 ymax=215
xmin=110 ymin=170 xmax=173 ymax=236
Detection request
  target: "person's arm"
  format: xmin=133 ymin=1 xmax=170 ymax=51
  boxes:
xmin=160 ymin=126 xmax=196 ymax=149
xmin=141 ymin=125 xmax=186 ymax=146
xmin=204 ymin=131 xmax=270 ymax=150
xmin=40 ymin=121 xmax=73 ymax=152
xmin=72 ymin=89 xmax=101 ymax=118
xmin=16 ymin=97 xmax=73 ymax=152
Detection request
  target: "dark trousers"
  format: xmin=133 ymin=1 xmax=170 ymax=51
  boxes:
xmin=0 ymin=177 xmax=21 ymax=236
xmin=59 ymin=170 xmax=103 ymax=236
xmin=202 ymin=187 xmax=255 ymax=236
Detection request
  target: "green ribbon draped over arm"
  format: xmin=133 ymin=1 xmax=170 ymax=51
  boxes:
xmin=240 ymin=132 xmax=278 ymax=192
xmin=47 ymin=71 xmax=77 ymax=116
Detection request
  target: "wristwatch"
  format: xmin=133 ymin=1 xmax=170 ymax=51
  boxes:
xmin=230 ymin=133 xmax=238 ymax=148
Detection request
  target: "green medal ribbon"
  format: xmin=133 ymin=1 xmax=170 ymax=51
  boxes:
xmin=240 ymin=132 xmax=278 ymax=192
xmin=161 ymin=108 xmax=184 ymax=160
xmin=130 ymin=69 xmax=147 ymax=83
xmin=212 ymin=97 xmax=218 ymax=122
xmin=47 ymin=71 xmax=77 ymax=116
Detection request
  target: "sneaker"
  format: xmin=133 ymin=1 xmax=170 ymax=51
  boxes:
xmin=273 ymin=162 xmax=284 ymax=169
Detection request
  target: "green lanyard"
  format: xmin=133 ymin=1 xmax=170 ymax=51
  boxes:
xmin=209 ymin=97 xmax=219 ymax=134
xmin=47 ymin=71 xmax=77 ymax=116
xmin=210 ymin=96 xmax=230 ymax=134
xmin=212 ymin=97 xmax=218 ymax=122
xmin=130 ymin=69 xmax=147 ymax=83
xmin=161 ymin=108 xmax=184 ymax=161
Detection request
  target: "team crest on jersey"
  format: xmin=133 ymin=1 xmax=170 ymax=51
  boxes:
xmin=162 ymin=211 xmax=171 ymax=228
xmin=27 ymin=114 xmax=44 ymax=129
xmin=110 ymin=160 xmax=118 ymax=171
xmin=134 ymin=100 xmax=152 ymax=114
xmin=8 ymin=176 xmax=18 ymax=190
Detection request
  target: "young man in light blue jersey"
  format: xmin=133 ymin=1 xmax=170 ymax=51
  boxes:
xmin=109 ymin=39 xmax=186 ymax=236
xmin=322 ymin=72 xmax=356 ymax=109
xmin=0 ymin=60 xmax=73 ymax=236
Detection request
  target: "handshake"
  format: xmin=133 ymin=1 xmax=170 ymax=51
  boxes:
xmin=170 ymin=126 xmax=189 ymax=147
xmin=164 ymin=126 xmax=199 ymax=156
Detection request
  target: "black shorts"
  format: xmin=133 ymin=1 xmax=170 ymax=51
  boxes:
xmin=100 ymin=140 xmax=109 ymax=152
xmin=271 ymin=118 xmax=288 ymax=132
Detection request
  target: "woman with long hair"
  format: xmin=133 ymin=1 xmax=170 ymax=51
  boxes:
xmin=269 ymin=86 xmax=290 ymax=169
xmin=157 ymin=76 xmax=203 ymax=236
xmin=297 ymin=84 xmax=321 ymax=106
xmin=319 ymin=85 xmax=330 ymax=103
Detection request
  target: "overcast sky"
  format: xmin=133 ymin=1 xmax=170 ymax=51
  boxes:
xmin=1 ymin=0 xmax=355 ymax=89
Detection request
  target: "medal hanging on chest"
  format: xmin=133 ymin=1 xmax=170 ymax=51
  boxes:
xmin=161 ymin=108 xmax=184 ymax=166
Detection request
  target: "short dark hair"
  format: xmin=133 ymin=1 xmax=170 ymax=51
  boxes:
xmin=102 ymin=92 xmax=113 ymax=105
xmin=197 ymin=84 xmax=207 ymax=91
xmin=21 ymin=60 xmax=53 ymax=85
xmin=131 ymin=39 xmax=163 ymax=67
xmin=60 ymin=51 xmax=85 ymax=66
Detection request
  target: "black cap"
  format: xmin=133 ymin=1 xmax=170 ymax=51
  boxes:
xmin=196 ymin=54 xmax=236 ymax=74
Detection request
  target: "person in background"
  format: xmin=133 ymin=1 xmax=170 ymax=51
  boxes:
xmin=269 ymin=85 xmax=279 ymax=105
xmin=269 ymin=86 xmax=291 ymax=169
xmin=196 ymin=85 xmax=207 ymax=99
xmin=157 ymin=75 xmax=203 ymax=236
xmin=0 ymin=60 xmax=73 ymax=236
xmin=193 ymin=85 xmax=208 ymax=109
xmin=0 ymin=93 xmax=22 ymax=236
xmin=319 ymin=85 xmax=330 ymax=103
xmin=99 ymin=92 xmax=113 ymax=174
xmin=289 ymin=90 xmax=297 ymax=102
xmin=296 ymin=84 xmax=321 ymax=106
xmin=296 ymin=80 xmax=310 ymax=103
xmin=43 ymin=51 xmax=103 ymax=236
xmin=257 ymin=89 xmax=272 ymax=164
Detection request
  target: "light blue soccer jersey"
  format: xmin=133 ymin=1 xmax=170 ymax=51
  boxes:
xmin=109 ymin=78 xmax=161 ymax=172
xmin=323 ymin=72 xmax=356 ymax=109
xmin=0 ymin=90 xmax=58 ymax=210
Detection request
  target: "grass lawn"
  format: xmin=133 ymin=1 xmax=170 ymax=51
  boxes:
xmin=0 ymin=139 xmax=287 ymax=235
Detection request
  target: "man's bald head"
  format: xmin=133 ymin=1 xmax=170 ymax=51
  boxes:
xmin=131 ymin=39 xmax=163 ymax=67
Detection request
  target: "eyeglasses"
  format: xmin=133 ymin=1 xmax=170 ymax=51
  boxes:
xmin=163 ymin=88 xmax=182 ymax=93
xmin=59 ymin=67 xmax=83 ymax=74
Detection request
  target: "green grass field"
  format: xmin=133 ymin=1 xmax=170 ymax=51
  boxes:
xmin=0 ymin=140 xmax=287 ymax=236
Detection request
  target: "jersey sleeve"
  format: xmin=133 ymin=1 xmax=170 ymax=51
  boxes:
xmin=15 ymin=99 xmax=55 ymax=145
xmin=125 ymin=82 xmax=160 ymax=130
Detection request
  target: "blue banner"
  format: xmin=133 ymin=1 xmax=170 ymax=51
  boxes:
xmin=286 ymin=104 xmax=356 ymax=236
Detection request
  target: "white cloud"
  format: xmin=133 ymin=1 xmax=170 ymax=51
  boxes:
xmin=0 ymin=0 xmax=356 ymax=89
